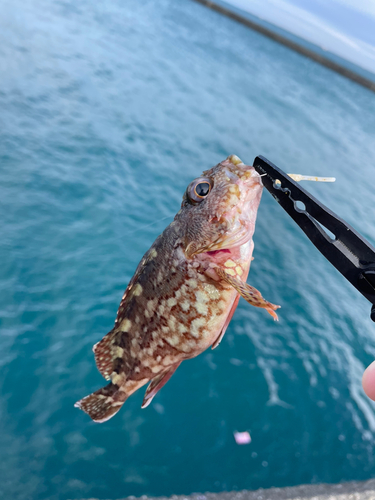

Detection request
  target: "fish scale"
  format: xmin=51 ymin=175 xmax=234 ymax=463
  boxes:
xmin=75 ymin=155 xmax=280 ymax=422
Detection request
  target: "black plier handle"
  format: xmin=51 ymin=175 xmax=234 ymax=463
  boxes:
xmin=253 ymin=155 xmax=375 ymax=321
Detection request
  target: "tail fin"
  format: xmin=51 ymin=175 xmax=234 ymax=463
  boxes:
xmin=75 ymin=383 xmax=128 ymax=423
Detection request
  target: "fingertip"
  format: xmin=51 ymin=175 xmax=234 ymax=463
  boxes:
xmin=362 ymin=361 xmax=375 ymax=401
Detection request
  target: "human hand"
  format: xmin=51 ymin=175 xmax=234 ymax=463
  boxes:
xmin=362 ymin=361 xmax=375 ymax=400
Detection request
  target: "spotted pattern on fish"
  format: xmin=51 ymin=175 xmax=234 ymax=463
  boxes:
xmin=75 ymin=155 xmax=280 ymax=422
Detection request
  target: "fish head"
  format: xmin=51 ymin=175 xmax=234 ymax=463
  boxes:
xmin=177 ymin=155 xmax=263 ymax=258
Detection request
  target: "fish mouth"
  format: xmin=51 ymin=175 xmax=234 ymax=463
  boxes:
xmin=203 ymin=171 xmax=262 ymax=253
xmin=186 ymin=208 xmax=257 ymax=258
xmin=199 ymin=227 xmax=254 ymax=268
xmin=204 ymin=222 xmax=253 ymax=254
xmin=184 ymin=155 xmax=263 ymax=259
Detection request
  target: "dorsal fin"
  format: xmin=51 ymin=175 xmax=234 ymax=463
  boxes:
xmin=93 ymin=329 xmax=118 ymax=381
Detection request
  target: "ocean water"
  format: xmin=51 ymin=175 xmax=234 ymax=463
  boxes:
xmin=1 ymin=1 xmax=375 ymax=499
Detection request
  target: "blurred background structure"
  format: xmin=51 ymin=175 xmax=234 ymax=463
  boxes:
xmin=207 ymin=0 xmax=375 ymax=75
xmin=194 ymin=0 xmax=375 ymax=90
xmin=1 ymin=1 xmax=375 ymax=499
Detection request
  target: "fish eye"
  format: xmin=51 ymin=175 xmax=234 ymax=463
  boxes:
xmin=195 ymin=181 xmax=210 ymax=197
xmin=187 ymin=178 xmax=212 ymax=204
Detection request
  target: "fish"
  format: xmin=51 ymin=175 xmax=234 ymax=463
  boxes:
xmin=75 ymin=155 xmax=280 ymax=422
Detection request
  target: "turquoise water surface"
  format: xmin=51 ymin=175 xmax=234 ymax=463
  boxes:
xmin=1 ymin=1 xmax=375 ymax=499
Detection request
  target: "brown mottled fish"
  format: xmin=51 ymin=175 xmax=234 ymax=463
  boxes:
xmin=75 ymin=155 xmax=280 ymax=422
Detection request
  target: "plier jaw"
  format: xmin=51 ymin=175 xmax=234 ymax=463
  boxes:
xmin=253 ymin=155 xmax=375 ymax=321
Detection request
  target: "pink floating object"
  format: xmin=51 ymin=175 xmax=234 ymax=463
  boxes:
xmin=234 ymin=431 xmax=251 ymax=445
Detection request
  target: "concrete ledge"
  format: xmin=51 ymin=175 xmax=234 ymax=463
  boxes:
xmin=82 ymin=480 xmax=375 ymax=500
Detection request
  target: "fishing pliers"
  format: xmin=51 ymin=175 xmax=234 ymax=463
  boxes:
xmin=253 ymin=155 xmax=375 ymax=322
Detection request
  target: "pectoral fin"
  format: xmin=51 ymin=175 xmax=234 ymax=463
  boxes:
xmin=141 ymin=362 xmax=181 ymax=408
xmin=215 ymin=267 xmax=280 ymax=320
